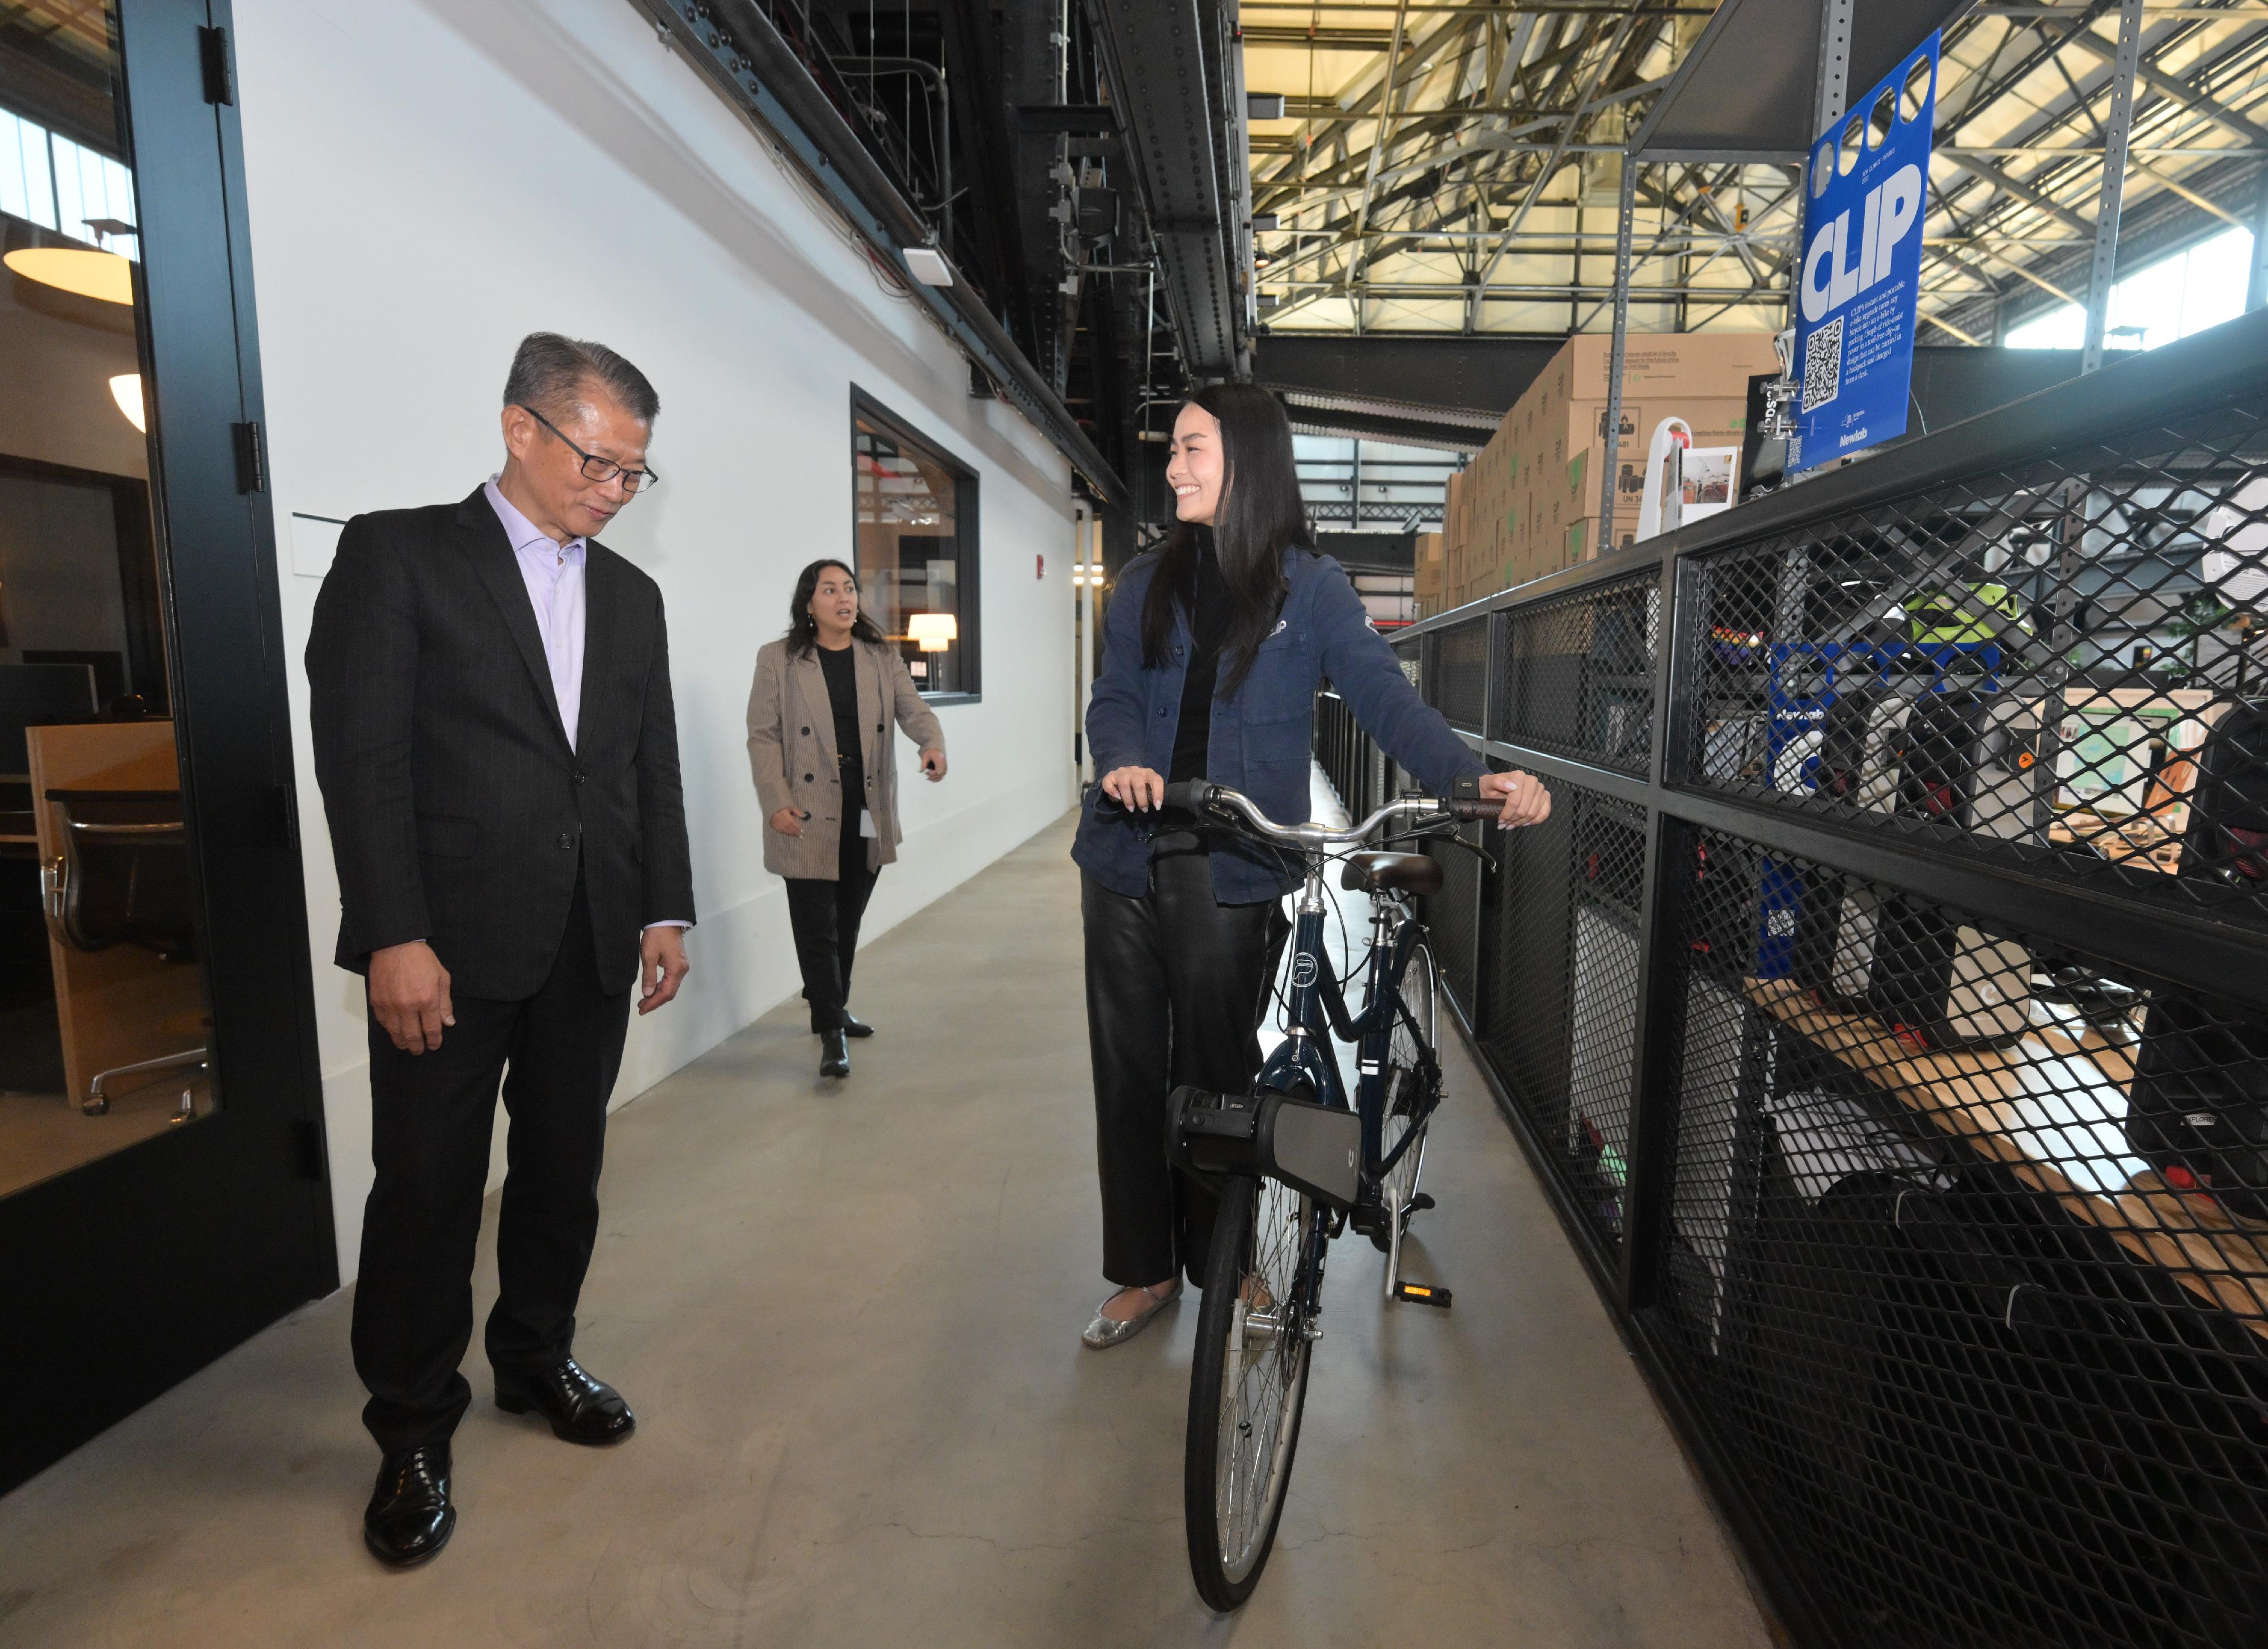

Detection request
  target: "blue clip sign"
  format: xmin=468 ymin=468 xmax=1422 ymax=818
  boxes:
xmin=1789 ymin=34 xmax=1939 ymax=473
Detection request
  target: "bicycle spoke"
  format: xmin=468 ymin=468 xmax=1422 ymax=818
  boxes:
xmin=1212 ymin=1179 xmax=1311 ymax=1580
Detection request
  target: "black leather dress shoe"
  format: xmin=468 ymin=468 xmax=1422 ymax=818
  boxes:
xmin=820 ymin=1029 xmax=850 ymax=1078
xmin=494 ymin=1358 xmax=636 ymax=1445
xmin=839 ymin=1013 xmax=874 ymax=1038
xmin=365 ymin=1443 xmax=455 ymax=1568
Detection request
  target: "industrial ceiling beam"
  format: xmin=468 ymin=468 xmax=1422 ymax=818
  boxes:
xmin=1351 ymin=1 xmax=1415 ymax=242
xmin=1937 ymin=149 xmax=2099 ymax=237
xmin=634 ymin=0 xmax=1125 ymax=503
xmin=2057 ymin=15 xmax=2268 ymax=149
xmin=1474 ymin=14 xmax=1635 ymax=291
xmin=1086 ymin=0 xmax=1247 ymax=380
xmin=1238 ymin=0 xmax=2268 ymax=348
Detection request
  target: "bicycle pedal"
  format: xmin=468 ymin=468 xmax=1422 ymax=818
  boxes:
xmin=1409 ymin=1193 xmax=1436 ymax=1213
xmin=1392 ymin=1282 xmax=1452 ymax=1309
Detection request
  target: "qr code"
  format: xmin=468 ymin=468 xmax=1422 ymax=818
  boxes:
xmin=1801 ymin=316 xmax=1843 ymax=413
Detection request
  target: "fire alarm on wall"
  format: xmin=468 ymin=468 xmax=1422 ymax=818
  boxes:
xmin=1036 ymin=554 xmax=1046 ymax=580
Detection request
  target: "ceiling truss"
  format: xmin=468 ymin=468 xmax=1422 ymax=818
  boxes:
xmin=1242 ymin=2 xmax=2268 ymax=346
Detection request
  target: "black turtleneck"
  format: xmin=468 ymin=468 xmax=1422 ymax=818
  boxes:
xmin=1169 ymin=535 xmax=1230 ymax=788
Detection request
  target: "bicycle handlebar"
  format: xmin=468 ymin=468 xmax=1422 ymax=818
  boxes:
xmin=1162 ymin=780 xmax=1496 ymax=848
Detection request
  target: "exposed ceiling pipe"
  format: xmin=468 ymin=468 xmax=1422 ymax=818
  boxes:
xmin=1085 ymin=0 xmax=1247 ymax=382
xmin=634 ymin=0 xmax=1127 ymax=505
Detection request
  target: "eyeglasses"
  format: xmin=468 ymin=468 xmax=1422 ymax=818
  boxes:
xmin=515 ymin=404 xmax=661 ymax=494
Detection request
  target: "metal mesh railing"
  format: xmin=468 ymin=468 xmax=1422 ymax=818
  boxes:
xmin=1496 ymin=573 xmax=1660 ymax=775
xmin=1318 ymin=316 xmax=2268 ymax=1649
xmin=1663 ymin=827 xmax=2268 ymax=1648
xmin=1425 ymin=816 xmax=1484 ymax=1013
xmin=1683 ymin=399 xmax=2268 ymax=927
xmin=1478 ymin=775 xmax=1651 ymax=1249
xmin=1435 ymin=615 xmax=1489 ymax=734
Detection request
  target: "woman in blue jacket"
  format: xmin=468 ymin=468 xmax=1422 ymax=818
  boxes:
xmin=1072 ymin=383 xmax=1550 ymax=1347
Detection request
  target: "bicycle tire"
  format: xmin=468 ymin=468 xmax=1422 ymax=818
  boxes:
xmin=1184 ymin=1174 xmax=1318 ymax=1610
xmin=1373 ymin=933 xmax=1437 ymax=1257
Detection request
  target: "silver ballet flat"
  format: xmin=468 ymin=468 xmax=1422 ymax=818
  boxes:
xmin=1081 ymin=1280 xmax=1183 ymax=1348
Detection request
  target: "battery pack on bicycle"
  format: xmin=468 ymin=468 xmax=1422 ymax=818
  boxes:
xmin=1166 ymin=1085 xmax=1363 ymax=1210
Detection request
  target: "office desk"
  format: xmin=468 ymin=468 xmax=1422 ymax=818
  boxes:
xmin=2048 ymin=809 xmax=2185 ymax=876
xmin=1744 ymin=976 xmax=2268 ymax=1342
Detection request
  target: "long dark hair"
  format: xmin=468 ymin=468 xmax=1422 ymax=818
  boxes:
xmin=785 ymin=558 xmax=888 ymax=658
xmin=1141 ymin=383 xmax=1310 ymax=697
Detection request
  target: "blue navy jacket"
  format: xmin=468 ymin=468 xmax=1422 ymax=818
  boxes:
xmin=1073 ymin=546 xmax=1485 ymax=903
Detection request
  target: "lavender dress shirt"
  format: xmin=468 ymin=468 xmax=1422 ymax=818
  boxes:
xmin=484 ymin=478 xmax=688 ymax=933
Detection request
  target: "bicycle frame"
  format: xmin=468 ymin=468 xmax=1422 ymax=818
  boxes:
xmin=1253 ymin=851 xmax=1442 ymax=1197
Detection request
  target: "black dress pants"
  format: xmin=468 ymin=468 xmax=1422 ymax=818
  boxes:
xmin=352 ymin=871 xmax=632 ymax=1454
xmin=785 ymin=830 xmax=878 ymax=1033
xmin=1082 ymin=850 xmax=1289 ymax=1289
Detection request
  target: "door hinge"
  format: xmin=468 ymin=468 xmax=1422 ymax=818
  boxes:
xmin=198 ymin=26 xmax=235 ymax=106
xmin=296 ymin=1119 xmax=328 ymax=1182
xmin=231 ymin=421 xmax=266 ymax=494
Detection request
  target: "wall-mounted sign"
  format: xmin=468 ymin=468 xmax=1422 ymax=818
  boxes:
xmin=1790 ymin=33 xmax=1939 ymax=473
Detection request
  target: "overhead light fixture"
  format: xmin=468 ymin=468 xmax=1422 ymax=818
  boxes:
xmin=907 ymin=612 xmax=958 ymax=652
xmin=5 ymin=246 xmax=133 ymax=305
xmin=1250 ymin=213 xmax=1280 ymax=232
xmin=902 ymin=246 xmax=953 ymax=287
xmin=1246 ymin=93 xmax=1286 ymax=121
xmin=109 ymin=373 xmax=145 ymax=433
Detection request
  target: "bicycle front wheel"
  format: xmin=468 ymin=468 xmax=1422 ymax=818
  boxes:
xmin=1373 ymin=933 xmax=1437 ymax=1257
xmin=1184 ymin=1173 xmax=1318 ymax=1610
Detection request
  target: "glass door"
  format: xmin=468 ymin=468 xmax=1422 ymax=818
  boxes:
xmin=0 ymin=0 xmax=331 ymax=1494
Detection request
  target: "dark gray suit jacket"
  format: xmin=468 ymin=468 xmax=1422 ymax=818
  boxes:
xmin=306 ymin=486 xmax=695 ymax=1000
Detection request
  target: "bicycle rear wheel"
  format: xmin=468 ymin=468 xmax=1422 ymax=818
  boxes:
xmin=1184 ymin=1173 xmax=1318 ymax=1610
xmin=1373 ymin=933 xmax=1437 ymax=1259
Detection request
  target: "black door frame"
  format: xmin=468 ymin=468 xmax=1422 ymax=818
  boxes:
xmin=0 ymin=0 xmax=333 ymax=1495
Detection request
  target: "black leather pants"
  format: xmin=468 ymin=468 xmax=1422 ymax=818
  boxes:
xmin=1082 ymin=850 xmax=1288 ymax=1289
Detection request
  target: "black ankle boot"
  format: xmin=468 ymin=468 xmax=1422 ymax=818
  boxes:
xmin=820 ymin=1029 xmax=850 ymax=1078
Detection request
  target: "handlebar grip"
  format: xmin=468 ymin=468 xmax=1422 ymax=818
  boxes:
xmin=1162 ymin=780 xmax=1217 ymax=815
xmin=1445 ymin=798 xmax=1497 ymax=823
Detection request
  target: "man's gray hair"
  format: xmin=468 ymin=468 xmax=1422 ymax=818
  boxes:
xmin=503 ymin=331 xmax=660 ymax=424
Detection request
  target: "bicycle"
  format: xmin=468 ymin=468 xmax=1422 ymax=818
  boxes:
xmin=1157 ymin=777 xmax=1497 ymax=1610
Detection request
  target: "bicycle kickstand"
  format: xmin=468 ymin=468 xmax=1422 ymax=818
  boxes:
xmin=1387 ymin=1192 xmax=1451 ymax=1309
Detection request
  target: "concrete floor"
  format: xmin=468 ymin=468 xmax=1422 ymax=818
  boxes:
xmin=0 ymin=807 xmax=1774 ymax=1649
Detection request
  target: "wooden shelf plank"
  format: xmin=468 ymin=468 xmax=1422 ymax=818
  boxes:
xmin=1743 ymin=976 xmax=2268 ymax=1342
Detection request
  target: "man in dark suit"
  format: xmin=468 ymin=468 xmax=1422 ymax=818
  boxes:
xmin=307 ymin=332 xmax=695 ymax=1568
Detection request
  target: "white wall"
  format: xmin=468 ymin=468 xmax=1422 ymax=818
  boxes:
xmin=231 ymin=0 xmax=1079 ymax=1282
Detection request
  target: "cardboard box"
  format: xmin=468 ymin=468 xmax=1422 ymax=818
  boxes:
xmin=1435 ymin=332 xmax=1779 ymax=602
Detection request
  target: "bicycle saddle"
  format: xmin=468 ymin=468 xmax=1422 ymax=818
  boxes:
xmin=1340 ymin=851 xmax=1442 ymax=898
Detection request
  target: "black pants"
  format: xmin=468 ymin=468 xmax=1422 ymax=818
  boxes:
xmin=352 ymin=872 xmax=632 ymax=1454
xmin=785 ymin=834 xmax=878 ymax=1033
xmin=1082 ymin=851 xmax=1289 ymax=1289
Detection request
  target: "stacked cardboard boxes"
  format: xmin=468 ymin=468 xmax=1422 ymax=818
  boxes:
xmin=1435 ymin=332 xmax=1779 ymax=612
xmin=1413 ymin=531 xmax=1445 ymax=618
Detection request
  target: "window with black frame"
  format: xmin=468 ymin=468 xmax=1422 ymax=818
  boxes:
xmin=853 ymin=392 xmax=978 ymax=697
